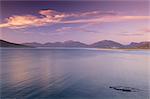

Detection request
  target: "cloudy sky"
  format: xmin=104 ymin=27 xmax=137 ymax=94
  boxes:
xmin=0 ymin=1 xmax=149 ymax=44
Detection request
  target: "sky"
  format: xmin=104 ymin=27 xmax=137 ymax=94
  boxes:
xmin=0 ymin=0 xmax=150 ymax=44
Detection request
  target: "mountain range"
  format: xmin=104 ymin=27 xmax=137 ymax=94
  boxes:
xmin=22 ymin=40 xmax=88 ymax=47
xmin=0 ymin=39 xmax=150 ymax=49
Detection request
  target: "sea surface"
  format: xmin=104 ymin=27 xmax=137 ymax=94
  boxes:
xmin=0 ymin=48 xmax=150 ymax=99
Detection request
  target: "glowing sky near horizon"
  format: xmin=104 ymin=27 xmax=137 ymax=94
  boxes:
xmin=0 ymin=1 xmax=149 ymax=44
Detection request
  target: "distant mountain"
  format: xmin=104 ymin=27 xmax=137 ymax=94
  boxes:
xmin=43 ymin=42 xmax=63 ymax=47
xmin=23 ymin=40 xmax=88 ymax=47
xmin=90 ymin=40 xmax=123 ymax=48
xmin=62 ymin=40 xmax=88 ymax=47
xmin=124 ymin=41 xmax=150 ymax=49
xmin=22 ymin=42 xmax=43 ymax=47
xmin=0 ymin=40 xmax=30 ymax=47
xmin=125 ymin=42 xmax=139 ymax=48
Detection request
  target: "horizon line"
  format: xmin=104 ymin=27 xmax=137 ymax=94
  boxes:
xmin=1 ymin=39 xmax=149 ymax=45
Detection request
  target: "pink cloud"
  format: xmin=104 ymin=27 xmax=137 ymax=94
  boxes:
xmin=0 ymin=9 xmax=150 ymax=29
xmin=0 ymin=9 xmax=65 ymax=29
xmin=141 ymin=28 xmax=150 ymax=33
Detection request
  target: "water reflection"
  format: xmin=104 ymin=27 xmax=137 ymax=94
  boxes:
xmin=1 ymin=48 xmax=149 ymax=99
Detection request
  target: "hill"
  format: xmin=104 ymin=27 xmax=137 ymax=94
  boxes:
xmin=90 ymin=40 xmax=123 ymax=48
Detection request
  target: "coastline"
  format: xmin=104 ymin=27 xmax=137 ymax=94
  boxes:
xmin=0 ymin=47 xmax=149 ymax=51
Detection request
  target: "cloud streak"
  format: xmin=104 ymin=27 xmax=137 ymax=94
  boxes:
xmin=56 ymin=27 xmax=98 ymax=34
xmin=61 ymin=16 xmax=150 ymax=24
xmin=0 ymin=9 xmax=150 ymax=29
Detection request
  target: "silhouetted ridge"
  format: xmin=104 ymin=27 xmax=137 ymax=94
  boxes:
xmin=0 ymin=40 xmax=30 ymax=47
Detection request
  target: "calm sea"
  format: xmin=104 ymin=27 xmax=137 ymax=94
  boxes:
xmin=0 ymin=48 xmax=149 ymax=99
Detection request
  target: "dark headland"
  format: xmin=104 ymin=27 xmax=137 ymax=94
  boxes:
xmin=0 ymin=40 xmax=31 ymax=48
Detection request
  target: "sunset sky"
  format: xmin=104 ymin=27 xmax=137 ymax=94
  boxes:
xmin=0 ymin=1 xmax=150 ymax=44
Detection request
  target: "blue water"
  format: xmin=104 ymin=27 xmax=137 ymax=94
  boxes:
xmin=0 ymin=48 xmax=149 ymax=99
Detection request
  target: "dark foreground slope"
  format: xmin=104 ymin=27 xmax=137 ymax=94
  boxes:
xmin=0 ymin=40 xmax=30 ymax=48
